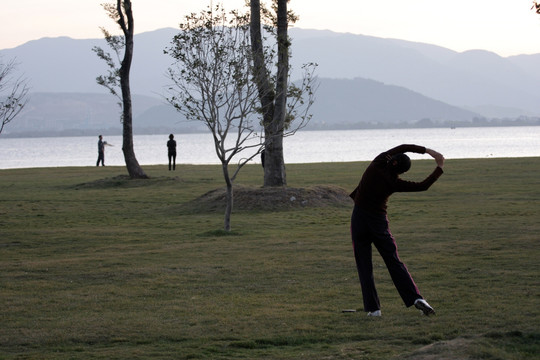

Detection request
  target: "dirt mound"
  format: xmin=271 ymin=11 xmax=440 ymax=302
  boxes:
xmin=187 ymin=184 xmax=352 ymax=212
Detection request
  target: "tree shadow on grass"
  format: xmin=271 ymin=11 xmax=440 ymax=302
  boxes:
xmin=72 ymin=175 xmax=182 ymax=189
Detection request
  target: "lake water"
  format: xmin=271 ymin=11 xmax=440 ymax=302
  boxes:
xmin=1 ymin=126 xmax=539 ymax=169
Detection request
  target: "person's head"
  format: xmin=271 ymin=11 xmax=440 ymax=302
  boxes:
xmin=169 ymin=134 xmax=174 ymax=140
xmin=99 ymin=135 xmax=102 ymax=140
xmin=389 ymin=153 xmax=411 ymax=174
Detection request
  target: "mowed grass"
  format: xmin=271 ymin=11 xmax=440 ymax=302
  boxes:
xmin=0 ymin=158 xmax=539 ymax=359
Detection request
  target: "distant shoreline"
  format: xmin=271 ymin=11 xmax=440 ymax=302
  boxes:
xmin=2 ymin=121 xmax=539 ymax=139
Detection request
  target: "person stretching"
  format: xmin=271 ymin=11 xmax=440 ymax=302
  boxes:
xmin=349 ymin=144 xmax=444 ymax=317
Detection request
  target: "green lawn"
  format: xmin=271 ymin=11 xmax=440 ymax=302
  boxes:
xmin=0 ymin=158 xmax=538 ymax=359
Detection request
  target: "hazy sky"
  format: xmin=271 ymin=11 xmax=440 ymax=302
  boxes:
xmin=1 ymin=0 xmax=540 ymax=56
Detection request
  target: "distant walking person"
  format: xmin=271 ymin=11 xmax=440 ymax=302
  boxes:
xmin=167 ymin=134 xmax=177 ymax=171
xmin=349 ymin=144 xmax=444 ymax=317
xmin=96 ymin=135 xmax=107 ymax=166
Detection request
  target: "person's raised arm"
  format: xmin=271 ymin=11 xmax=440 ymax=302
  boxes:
xmin=425 ymin=148 xmax=445 ymax=168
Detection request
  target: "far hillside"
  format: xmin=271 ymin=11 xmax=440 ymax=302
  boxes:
xmin=2 ymin=28 xmax=540 ymax=137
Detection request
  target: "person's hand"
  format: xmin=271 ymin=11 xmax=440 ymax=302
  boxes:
xmin=426 ymin=148 xmax=445 ymax=168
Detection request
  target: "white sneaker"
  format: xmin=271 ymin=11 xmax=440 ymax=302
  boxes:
xmin=414 ymin=299 xmax=435 ymax=316
xmin=367 ymin=310 xmax=381 ymax=317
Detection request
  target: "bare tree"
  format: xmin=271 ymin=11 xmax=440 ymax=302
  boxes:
xmin=250 ymin=0 xmax=316 ymax=187
xmin=165 ymin=5 xmax=265 ymax=231
xmin=0 ymin=57 xmax=29 ymax=135
xmin=92 ymin=0 xmax=147 ymax=179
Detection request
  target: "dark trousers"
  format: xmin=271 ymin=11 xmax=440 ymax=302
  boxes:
xmin=168 ymin=152 xmax=176 ymax=170
xmin=96 ymin=152 xmax=104 ymax=166
xmin=350 ymin=205 xmax=422 ymax=312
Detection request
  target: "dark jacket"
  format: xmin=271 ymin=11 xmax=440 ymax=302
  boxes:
xmin=350 ymin=144 xmax=443 ymax=214
xmin=167 ymin=139 xmax=177 ymax=155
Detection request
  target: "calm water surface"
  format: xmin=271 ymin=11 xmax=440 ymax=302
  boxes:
xmin=0 ymin=127 xmax=539 ymax=169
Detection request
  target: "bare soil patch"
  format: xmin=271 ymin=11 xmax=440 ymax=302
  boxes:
xmin=395 ymin=337 xmax=477 ymax=360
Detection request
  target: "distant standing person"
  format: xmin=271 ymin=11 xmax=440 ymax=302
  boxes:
xmin=96 ymin=135 xmax=107 ymax=166
xmin=349 ymin=144 xmax=444 ymax=317
xmin=167 ymin=134 xmax=177 ymax=171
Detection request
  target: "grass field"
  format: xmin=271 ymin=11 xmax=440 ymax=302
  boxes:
xmin=0 ymin=158 xmax=539 ymax=359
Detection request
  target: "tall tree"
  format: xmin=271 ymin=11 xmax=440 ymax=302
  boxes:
xmin=92 ymin=0 xmax=147 ymax=179
xmin=165 ymin=5 xmax=265 ymax=231
xmin=0 ymin=57 xmax=29 ymax=135
xmin=250 ymin=0 xmax=316 ymax=187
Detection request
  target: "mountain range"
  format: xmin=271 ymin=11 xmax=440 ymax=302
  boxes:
xmin=1 ymin=28 xmax=540 ymax=136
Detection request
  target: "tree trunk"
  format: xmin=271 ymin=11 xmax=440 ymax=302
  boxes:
xmin=263 ymin=123 xmax=286 ymax=187
xmin=222 ymin=163 xmax=233 ymax=232
xmin=118 ymin=0 xmax=147 ymax=179
xmin=250 ymin=0 xmax=287 ymax=187
xmin=266 ymin=0 xmax=289 ymax=187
